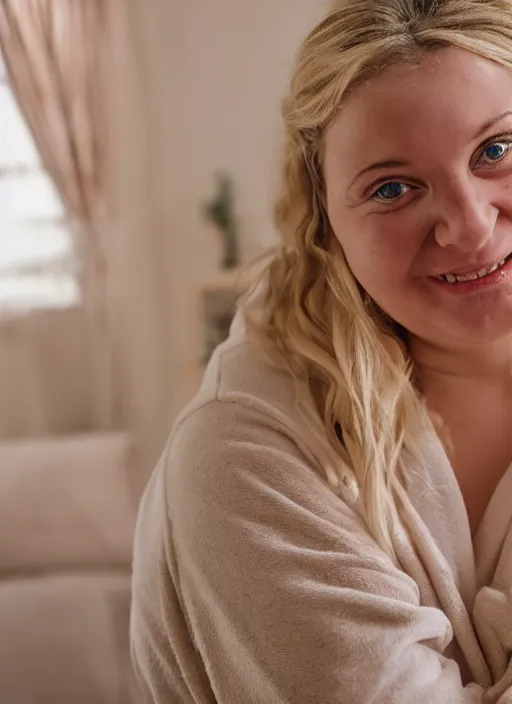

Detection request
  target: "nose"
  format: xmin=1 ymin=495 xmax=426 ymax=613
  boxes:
xmin=434 ymin=178 xmax=498 ymax=252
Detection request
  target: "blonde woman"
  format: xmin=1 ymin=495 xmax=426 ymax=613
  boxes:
xmin=130 ymin=1 xmax=512 ymax=701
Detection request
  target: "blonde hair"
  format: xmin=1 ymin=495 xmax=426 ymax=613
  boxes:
xmin=245 ymin=0 xmax=512 ymax=556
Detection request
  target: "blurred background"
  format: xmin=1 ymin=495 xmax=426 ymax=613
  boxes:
xmin=0 ymin=1 xmax=327 ymax=702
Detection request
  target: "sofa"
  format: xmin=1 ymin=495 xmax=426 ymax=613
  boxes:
xmin=0 ymin=432 xmax=141 ymax=704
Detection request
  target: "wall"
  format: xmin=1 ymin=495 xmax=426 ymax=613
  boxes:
xmin=0 ymin=2 xmax=330 ymax=463
xmin=0 ymin=307 xmax=93 ymax=438
xmin=128 ymin=0 xmax=329 ymax=419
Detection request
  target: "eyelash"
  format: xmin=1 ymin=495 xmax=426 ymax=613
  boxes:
xmin=368 ymin=135 xmax=512 ymax=205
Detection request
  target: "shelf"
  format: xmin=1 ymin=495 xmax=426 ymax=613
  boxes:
xmin=198 ymin=267 xmax=247 ymax=293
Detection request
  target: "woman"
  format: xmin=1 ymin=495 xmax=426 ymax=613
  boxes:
xmin=130 ymin=1 xmax=512 ymax=702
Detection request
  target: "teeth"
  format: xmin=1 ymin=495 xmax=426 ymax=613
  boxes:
xmin=439 ymin=258 xmax=507 ymax=284
xmin=455 ymin=271 xmax=479 ymax=282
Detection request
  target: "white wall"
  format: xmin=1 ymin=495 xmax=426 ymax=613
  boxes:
xmin=124 ymin=0 xmax=328 ymax=434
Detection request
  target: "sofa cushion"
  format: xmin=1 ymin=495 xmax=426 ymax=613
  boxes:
xmin=0 ymin=571 xmax=139 ymax=704
xmin=0 ymin=432 xmax=136 ymax=572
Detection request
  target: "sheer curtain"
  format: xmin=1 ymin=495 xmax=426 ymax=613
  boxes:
xmin=0 ymin=1 xmax=175 ymax=470
xmin=0 ymin=0 xmax=116 ymax=433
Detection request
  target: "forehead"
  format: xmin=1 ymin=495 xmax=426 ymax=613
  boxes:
xmin=324 ymin=47 xmax=512 ymax=170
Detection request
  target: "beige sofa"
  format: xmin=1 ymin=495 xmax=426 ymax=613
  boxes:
xmin=0 ymin=432 xmax=141 ymax=704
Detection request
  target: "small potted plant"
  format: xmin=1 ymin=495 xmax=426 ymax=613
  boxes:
xmin=202 ymin=171 xmax=239 ymax=270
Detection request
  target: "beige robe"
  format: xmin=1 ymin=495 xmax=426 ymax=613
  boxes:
xmin=130 ymin=305 xmax=512 ymax=703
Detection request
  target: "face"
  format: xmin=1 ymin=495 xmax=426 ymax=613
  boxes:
xmin=323 ymin=48 xmax=512 ymax=352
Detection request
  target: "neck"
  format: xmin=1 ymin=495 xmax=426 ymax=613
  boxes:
xmin=410 ymin=333 xmax=512 ymax=538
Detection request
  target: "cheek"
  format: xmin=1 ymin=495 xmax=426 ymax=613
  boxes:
xmin=331 ymin=212 xmax=420 ymax=290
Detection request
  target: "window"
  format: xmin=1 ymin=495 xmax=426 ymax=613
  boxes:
xmin=0 ymin=53 xmax=79 ymax=314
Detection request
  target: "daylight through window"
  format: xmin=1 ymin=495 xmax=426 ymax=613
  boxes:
xmin=0 ymin=53 xmax=79 ymax=314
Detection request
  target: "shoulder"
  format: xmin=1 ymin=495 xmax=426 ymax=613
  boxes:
xmin=159 ymin=397 xmax=380 ymax=590
xmin=168 ymin=325 xmax=328 ymax=497
xmin=168 ymin=396 xmax=328 ymax=523
xmin=140 ymin=389 xmax=419 ymax=625
xmin=185 ymin=322 xmax=305 ymax=430
xmin=162 ymin=307 xmax=365 ymax=530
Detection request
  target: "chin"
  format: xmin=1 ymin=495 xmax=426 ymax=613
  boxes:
xmin=431 ymin=306 xmax=512 ymax=347
xmin=386 ymin=298 xmax=512 ymax=349
xmin=399 ymin=280 xmax=512 ymax=340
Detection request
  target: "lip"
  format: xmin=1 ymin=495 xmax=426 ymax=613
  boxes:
xmin=430 ymin=255 xmax=512 ymax=294
xmin=435 ymin=255 xmax=510 ymax=278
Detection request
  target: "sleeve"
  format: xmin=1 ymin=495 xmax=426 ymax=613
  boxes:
xmin=144 ymin=400 xmax=487 ymax=704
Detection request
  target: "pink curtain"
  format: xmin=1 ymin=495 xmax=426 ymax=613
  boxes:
xmin=0 ymin=0 xmax=116 ymax=429
xmin=0 ymin=0 xmax=107 ymax=225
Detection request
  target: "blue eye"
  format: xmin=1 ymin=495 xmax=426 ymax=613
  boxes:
xmin=482 ymin=141 xmax=510 ymax=163
xmin=373 ymin=182 xmax=408 ymax=202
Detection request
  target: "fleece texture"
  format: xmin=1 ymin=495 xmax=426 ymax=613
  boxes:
xmin=131 ymin=305 xmax=512 ymax=703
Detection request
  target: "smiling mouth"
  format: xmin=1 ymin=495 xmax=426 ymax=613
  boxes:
xmin=435 ymin=253 xmax=512 ymax=283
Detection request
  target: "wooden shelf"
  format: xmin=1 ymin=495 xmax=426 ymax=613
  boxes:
xmin=184 ymin=260 xmax=268 ymax=401
xmin=198 ymin=266 xmax=246 ymax=293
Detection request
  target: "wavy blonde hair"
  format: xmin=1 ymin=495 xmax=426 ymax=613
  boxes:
xmin=245 ymin=0 xmax=512 ymax=556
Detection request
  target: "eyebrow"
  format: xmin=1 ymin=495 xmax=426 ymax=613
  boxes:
xmin=348 ymin=110 xmax=512 ymax=189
